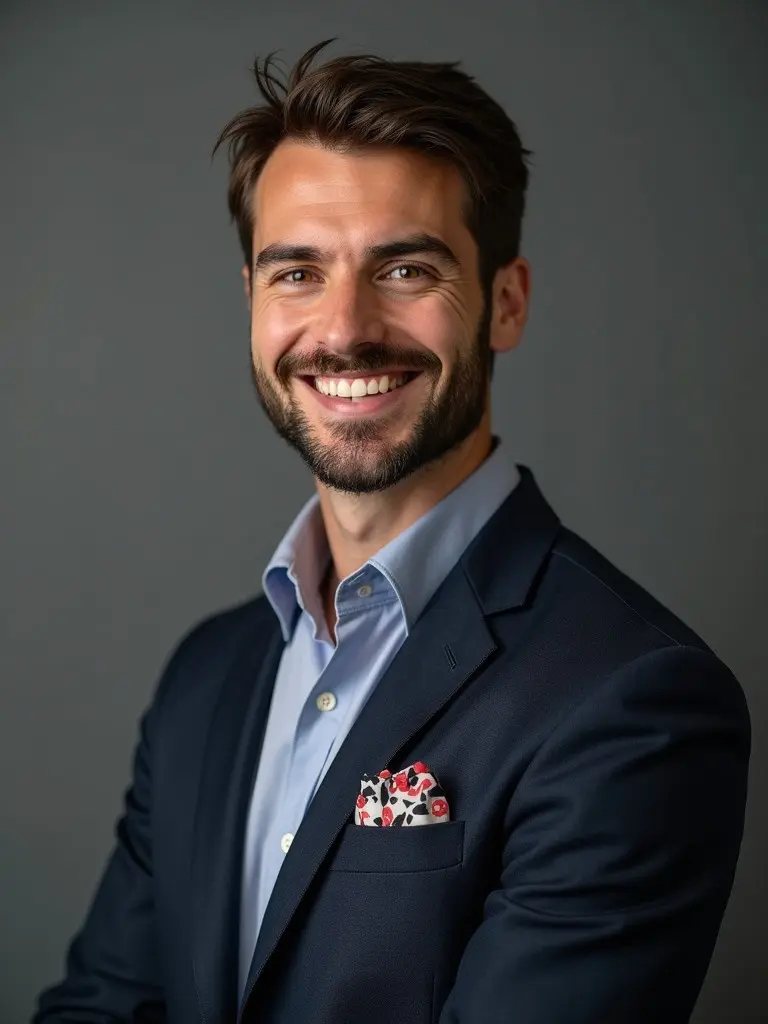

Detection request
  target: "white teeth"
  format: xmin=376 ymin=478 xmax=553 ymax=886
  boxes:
xmin=313 ymin=374 xmax=408 ymax=398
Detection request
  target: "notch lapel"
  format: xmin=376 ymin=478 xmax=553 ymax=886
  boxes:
xmin=233 ymin=464 xmax=560 ymax=1022
xmin=191 ymin=605 xmax=284 ymax=1024
xmin=239 ymin=466 xmax=561 ymax=1020
xmin=239 ymin=563 xmax=496 ymax=1019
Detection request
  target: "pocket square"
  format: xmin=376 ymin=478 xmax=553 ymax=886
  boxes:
xmin=354 ymin=761 xmax=451 ymax=826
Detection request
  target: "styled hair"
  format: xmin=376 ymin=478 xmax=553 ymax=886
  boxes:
xmin=213 ymin=39 xmax=531 ymax=296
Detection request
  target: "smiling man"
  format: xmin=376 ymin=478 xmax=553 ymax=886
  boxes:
xmin=244 ymin=136 xmax=527 ymax=624
xmin=34 ymin=40 xmax=750 ymax=1024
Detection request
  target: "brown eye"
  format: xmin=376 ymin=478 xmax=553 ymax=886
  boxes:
xmin=387 ymin=264 xmax=426 ymax=281
xmin=280 ymin=269 xmax=315 ymax=284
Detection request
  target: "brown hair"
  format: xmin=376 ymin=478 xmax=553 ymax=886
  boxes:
xmin=213 ymin=39 xmax=531 ymax=296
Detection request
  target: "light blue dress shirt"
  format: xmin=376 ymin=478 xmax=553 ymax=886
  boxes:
xmin=238 ymin=443 xmax=520 ymax=996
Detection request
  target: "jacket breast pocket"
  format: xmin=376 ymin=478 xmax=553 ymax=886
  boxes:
xmin=328 ymin=819 xmax=465 ymax=873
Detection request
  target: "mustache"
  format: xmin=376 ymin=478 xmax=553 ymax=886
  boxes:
xmin=276 ymin=346 xmax=441 ymax=383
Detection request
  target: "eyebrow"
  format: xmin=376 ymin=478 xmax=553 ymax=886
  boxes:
xmin=251 ymin=232 xmax=462 ymax=275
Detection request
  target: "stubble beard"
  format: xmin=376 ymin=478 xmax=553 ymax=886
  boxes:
xmin=249 ymin=312 xmax=492 ymax=495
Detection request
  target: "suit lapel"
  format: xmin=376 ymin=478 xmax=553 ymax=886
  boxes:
xmin=191 ymin=604 xmax=284 ymax=1024
xmin=189 ymin=464 xmax=561 ymax=1023
xmin=238 ymin=467 xmax=561 ymax=1018
xmin=239 ymin=563 xmax=497 ymax=1019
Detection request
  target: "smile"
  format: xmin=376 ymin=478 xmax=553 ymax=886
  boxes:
xmin=312 ymin=372 xmax=416 ymax=399
xmin=299 ymin=371 xmax=423 ymax=414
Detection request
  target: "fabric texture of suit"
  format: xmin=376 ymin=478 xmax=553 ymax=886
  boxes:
xmin=33 ymin=466 xmax=751 ymax=1024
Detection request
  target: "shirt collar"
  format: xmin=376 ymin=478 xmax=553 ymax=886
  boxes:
xmin=368 ymin=439 xmax=520 ymax=631
xmin=262 ymin=439 xmax=520 ymax=640
xmin=262 ymin=494 xmax=331 ymax=642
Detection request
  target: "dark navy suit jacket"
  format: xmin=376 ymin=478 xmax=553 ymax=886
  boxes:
xmin=34 ymin=467 xmax=751 ymax=1023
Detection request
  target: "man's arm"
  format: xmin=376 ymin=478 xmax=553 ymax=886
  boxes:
xmin=438 ymin=644 xmax=751 ymax=1024
xmin=31 ymin=618 xmax=210 ymax=1023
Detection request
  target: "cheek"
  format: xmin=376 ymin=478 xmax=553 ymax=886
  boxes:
xmin=401 ymin=297 xmax=470 ymax=363
xmin=251 ymin=302 xmax=298 ymax=369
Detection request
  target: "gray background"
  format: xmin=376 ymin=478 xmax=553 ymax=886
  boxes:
xmin=2 ymin=1 xmax=766 ymax=1020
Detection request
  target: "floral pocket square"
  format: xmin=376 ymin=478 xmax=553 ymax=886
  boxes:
xmin=354 ymin=761 xmax=450 ymax=826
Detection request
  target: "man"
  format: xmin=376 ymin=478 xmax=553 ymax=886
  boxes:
xmin=35 ymin=40 xmax=750 ymax=1024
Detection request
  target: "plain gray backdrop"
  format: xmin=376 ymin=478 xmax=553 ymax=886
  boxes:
xmin=2 ymin=1 xmax=766 ymax=1020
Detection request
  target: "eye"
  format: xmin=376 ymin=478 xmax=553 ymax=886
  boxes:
xmin=277 ymin=268 xmax=317 ymax=285
xmin=384 ymin=263 xmax=430 ymax=282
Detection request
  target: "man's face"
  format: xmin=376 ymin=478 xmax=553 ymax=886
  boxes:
xmin=246 ymin=140 xmax=491 ymax=494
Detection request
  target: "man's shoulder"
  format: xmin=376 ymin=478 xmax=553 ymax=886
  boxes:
xmin=151 ymin=592 xmax=277 ymax=714
xmin=546 ymin=526 xmax=714 ymax=654
xmin=172 ymin=591 xmax=275 ymax=660
xmin=499 ymin=525 xmax=750 ymax=743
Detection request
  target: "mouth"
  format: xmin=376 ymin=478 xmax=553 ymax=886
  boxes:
xmin=298 ymin=370 xmax=424 ymax=416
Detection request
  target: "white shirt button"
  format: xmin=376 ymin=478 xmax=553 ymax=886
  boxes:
xmin=316 ymin=691 xmax=337 ymax=712
xmin=357 ymin=583 xmax=373 ymax=598
xmin=280 ymin=832 xmax=294 ymax=853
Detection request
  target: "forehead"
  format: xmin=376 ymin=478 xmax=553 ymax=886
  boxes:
xmin=252 ymin=140 xmax=471 ymax=248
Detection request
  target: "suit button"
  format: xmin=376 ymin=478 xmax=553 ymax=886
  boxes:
xmin=316 ymin=691 xmax=337 ymax=712
xmin=280 ymin=833 xmax=294 ymax=853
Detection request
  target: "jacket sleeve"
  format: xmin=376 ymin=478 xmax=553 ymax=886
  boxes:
xmin=31 ymin=620 xmax=209 ymax=1023
xmin=437 ymin=644 xmax=751 ymax=1024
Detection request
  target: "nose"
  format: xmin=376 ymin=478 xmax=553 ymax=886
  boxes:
xmin=314 ymin=274 xmax=385 ymax=354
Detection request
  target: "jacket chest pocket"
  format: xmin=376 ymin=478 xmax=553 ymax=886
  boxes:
xmin=328 ymin=819 xmax=465 ymax=873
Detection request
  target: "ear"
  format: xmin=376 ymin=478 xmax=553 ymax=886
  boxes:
xmin=241 ymin=264 xmax=252 ymax=307
xmin=488 ymin=256 xmax=531 ymax=355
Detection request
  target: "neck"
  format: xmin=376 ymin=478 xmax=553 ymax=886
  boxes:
xmin=316 ymin=417 xmax=494 ymax=583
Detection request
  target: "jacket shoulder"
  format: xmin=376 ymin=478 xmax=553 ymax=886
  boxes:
xmin=550 ymin=527 xmax=715 ymax=653
xmin=532 ymin=528 xmax=750 ymax=736
xmin=151 ymin=593 xmax=276 ymax=715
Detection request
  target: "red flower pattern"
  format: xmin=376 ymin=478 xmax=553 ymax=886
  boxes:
xmin=408 ymin=778 xmax=432 ymax=797
xmin=355 ymin=763 xmax=449 ymax=827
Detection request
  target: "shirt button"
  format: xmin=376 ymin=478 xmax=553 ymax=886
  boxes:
xmin=280 ymin=833 xmax=294 ymax=853
xmin=316 ymin=691 xmax=337 ymax=712
xmin=357 ymin=583 xmax=373 ymax=598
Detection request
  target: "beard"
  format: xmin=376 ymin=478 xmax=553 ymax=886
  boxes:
xmin=249 ymin=308 xmax=492 ymax=495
